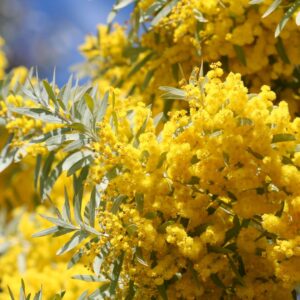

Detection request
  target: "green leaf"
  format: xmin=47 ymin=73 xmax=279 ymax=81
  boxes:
xmin=113 ymin=0 xmax=136 ymax=10
xmin=34 ymin=154 xmax=42 ymax=189
xmin=157 ymin=284 xmax=168 ymax=300
xmin=96 ymin=91 xmax=109 ymax=122
xmin=67 ymin=249 xmax=84 ymax=269
xmin=127 ymin=224 xmax=138 ymax=236
xmin=188 ymin=223 xmax=209 ymax=237
xmin=272 ymin=133 xmax=296 ymax=143
xmin=210 ymin=273 xmax=226 ymax=289
xmin=249 ymin=0 xmax=264 ymax=4
xmin=7 ymin=286 xmax=15 ymax=300
xmin=41 ymin=155 xmax=67 ymax=200
xmin=43 ymin=80 xmax=56 ymax=102
xmin=9 ymin=107 xmax=63 ymax=124
xmin=0 ymin=134 xmax=18 ymax=172
xmin=224 ymin=215 xmax=241 ymax=243
xmin=125 ymin=280 xmax=136 ymax=300
xmin=247 ymin=147 xmax=263 ymax=160
xmin=234 ymin=45 xmax=247 ymax=66
xmin=72 ymin=274 xmax=106 ymax=282
xmin=207 ymin=245 xmax=233 ymax=254
xmin=39 ymin=214 xmax=76 ymax=230
xmin=237 ymin=117 xmax=253 ymax=126
xmin=159 ymin=86 xmax=187 ymax=100
xmin=62 ymin=187 xmax=72 ymax=222
xmin=275 ymin=37 xmax=290 ymax=64
xmin=193 ymin=9 xmax=207 ymax=23
xmin=89 ymin=187 xmax=97 ymax=227
xmin=262 ymin=0 xmax=282 ymax=18
xmin=128 ymin=52 xmax=154 ymax=78
xmin=135 ymin=247 xmax=148 ymax=266
xmin=32 ymin=226 xmax=60 ymax=238
xmin=275 ymin=0 xmax=300 ymax=37
xmin=56 ymin=230 xmax=88 ymax=255
xmin=84 ymin=93 xmax=94 ymax=113
xmin=62 ymin=150 xmax=94 ymax=174
xmin=93 ymin=255 xmax=102 ymax=276
xmin=33 ymin=290 xmax=42 ymax=300
xmin=109 ymin=251 xmax=125 ymax=295
xmin=156 ymin=152 xmax=168 ymax=168
xmin=142 ymin=69 xmax=155 ymax=91
xmin=158 ymin=220 xmax=175 ymax=233
xmin=135 ymin=193 xmax=144 ymax=213
xmin=151 ymin=0 xmax=179 ymax=26
xmin=111 ymin=195 xmax=128 ymax=214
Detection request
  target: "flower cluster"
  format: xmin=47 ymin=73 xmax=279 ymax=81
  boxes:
xmin=0 ymin=1 xmax=299 ymax=299
xmin=80 ymin=0 xmax=300 ymax=114
xmin=81 ymin=65 xmax=300 ymax=299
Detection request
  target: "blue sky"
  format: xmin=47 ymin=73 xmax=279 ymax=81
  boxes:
xmin=3 ymin=0 xmax=131 ymax=84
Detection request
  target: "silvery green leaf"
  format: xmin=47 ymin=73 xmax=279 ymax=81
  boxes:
xmin=56 ymin=230 xmax=88 ymax=255
xmin=40 ymin=153 xmax=66 ymax=200
xmin=113 ymin=0 xmax=136 ymax=10
xmin=62 ymin=75 xmax=73 ymax=108
xmin=9 ymin=107 xmax=64 ymax=124
xmin=72 ymin=274 xmax=106 ymax=282
xmin=275 ymin=0 xmax=300 ymax=37
xmin=153 ymin=112 xmax=163 ymax=128
xmin=62 ymin=150 xmax=94 ymax=173
xmin=142 ymin=69 xmax=155 ymax=91
xmin=68 ymin=248 xmax=85 ymax=269
xmin=93 ymin=255 xmax=102 ymax=276
xmin=34 ymin=154 xmax=42 ymax=189
xmin=110 ymin=251 xmax=125 ymax=294
xmin=32 ymin=226 xmax=60 ymax=238
xmin=89 ymin=187 xmax=97 ymax=227
xmin=63 ymin=139 xmax=90 ymax=152
xmin=96 ymin=91 xmax=109 ymax=123
xmin=84 ymin=93 xmax=94 ymax=113
xmin=111 ymin=195 xmax=128 ymax=214
xmin=82 ymin=223 xmax=101 ymax=236
xmin=45 ymin=133 xmax=87 ymax=149
xmin=33 ymin=290 xmax=42 ymax=300
xmin=0 ymin=241 xmax=11 ymax=254
xmin=275 ymin=37 xmax=290 ymax=64
xmin=296 ymin=11 xmax=300 ymax=25
xmin=67 ymin=155 xmax=93 ymax=177
xmin=159 ymin=86 xmax=187 ymax=100
xmin=193 ymin=9 xmax=208 ymax=22
xmin=262 ymin=0 xmax=282 ymax=18
xmin=62 ymin=187 xmax=72 ymax=222
xmin=135 ymin=247 xmax=148 ymax=266
xmin=43 ymin=80 xmax=56 ymax=102
xmin=135 ymin=193 xmax=144 ymax=213
xmin=39 ymin=214 xmax=77 ymax=230
xmin=78 ymin=291 xmax=88 ymax=300
xmin=249 ymin=0 xmax=264 ymax=4
xmin=0 ymin=134 xmax=18 ymax=172
xmin=272 ymin=133 xmax=296 ymax=143
xmin=151 ymin=0 xmax=179 ymax=26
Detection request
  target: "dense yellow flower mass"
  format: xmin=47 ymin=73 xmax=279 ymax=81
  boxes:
xmin=80 ymin=0 xmax=300 ymax=114
xmin=75 ymin=65 xmax=300 ymax=299
xmin=0 ymin=1 xmax=300 ymax=299
xmin=3 ymin=62 xmax=300 ymax=298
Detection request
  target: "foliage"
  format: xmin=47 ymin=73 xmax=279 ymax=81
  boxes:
xmin=0 ymin=0 xmax=300 ymax=299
